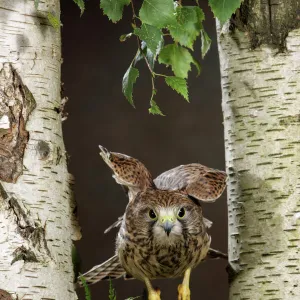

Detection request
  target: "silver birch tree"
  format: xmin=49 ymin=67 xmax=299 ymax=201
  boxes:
xmin=217 ymin=1 xmax=300 ymax=299
xmin=0 ymin=1 xmax=81 ymax=299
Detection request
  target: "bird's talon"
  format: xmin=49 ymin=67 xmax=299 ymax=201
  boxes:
xmin=178 ymin=283 xmax=191 ymax=300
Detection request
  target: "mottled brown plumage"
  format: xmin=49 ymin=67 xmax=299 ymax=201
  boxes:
xmin=118 ymin=189 xmax=210 ymax=281
xmin=78 ymin=146 xmax=227 ymax=300
xmin=154 ymin=164 xmax=227 ymax=202
xmin=99 ymin=145 xmax=154 ymax=201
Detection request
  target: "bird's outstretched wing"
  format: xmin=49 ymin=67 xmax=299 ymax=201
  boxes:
xmin=99 ymin=145 xmax=154 ymax=201
xmin=154 ymin=163 xmax=227 ymax=202
xmin=78 ymin=255 xmax=126 ymax=286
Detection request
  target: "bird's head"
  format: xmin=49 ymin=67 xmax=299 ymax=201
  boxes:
xmin=99 ymin=145 xmax=154 ymax=198
xmin=125 ymin=190 xmax=204 ymax=245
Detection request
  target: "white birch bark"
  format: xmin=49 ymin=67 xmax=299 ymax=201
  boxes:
xmin=0 ymin=1 xmax=81 ymax=299
xmin=217 ymin=20 xmax=300 ymax=299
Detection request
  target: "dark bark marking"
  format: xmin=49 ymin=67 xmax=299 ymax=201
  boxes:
xmin=8 ymin=197 xmax=35 ymax=238
xmin=279 ymin=114 xmax=300 ymax=126
xmin=231 ymin=0 xmax=300 ymax=49
xmin=56 ymin=146 xmax=62 ymax=165
xmin=11 ymin=245 xmax=38 ymax=265
xmin=0 ymin=63 xmax=36 ymax=183
xmin=54 ymin=95 xmax=68 ymax=121
xmin=8 ymin=197 xmax=51 ymax=259
xmin=0 ymin=182 xmax=8 ymax=201
xmin=36 ymin=140 xmax=51 ymax=160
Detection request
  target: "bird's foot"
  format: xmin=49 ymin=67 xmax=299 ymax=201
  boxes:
xmin=178 ymin=283 xmax=190 ymax=300
xmin=148 ymin=288 xmax=161 ymax=300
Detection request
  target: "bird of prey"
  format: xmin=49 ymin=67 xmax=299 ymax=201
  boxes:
xmin=78 ymin=146 xmax=227 ymax=300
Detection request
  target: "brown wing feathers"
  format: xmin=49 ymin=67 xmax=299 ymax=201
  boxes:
xmin=154 ymin=164 xmax=227 ymax=202
xmin=99 ymin=146 xmax=227 ymax=203
xmin=78 ymin=255 xmax=126 ymax=286
xmin=99 ymin=145 xmax=154 ymax=201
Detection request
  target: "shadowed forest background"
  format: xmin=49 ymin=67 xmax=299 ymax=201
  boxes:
xmin=61 ymin=1 xmax=228 ymax=299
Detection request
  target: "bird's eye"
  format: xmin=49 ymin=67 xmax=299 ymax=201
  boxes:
xmin=149 ymin=209 xmax=157 ymax=220
xmin=177 ymin=208 xmax=185 ymax=219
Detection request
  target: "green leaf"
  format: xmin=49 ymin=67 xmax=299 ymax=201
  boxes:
xmin=165 ymin=76 xmax=189 ymax=101
xmin=109 ymin=279 xmax=117 ymax=300
xmin=47 ymin=12 xmax=61 ymax=30
xmin=122 ymin=66 xmax=139 ymax=107
xmin=144 ymin=46 xmax=155 ymax=70
xmin=192 ymin=57 xmax=201 ymax=76
xmin=195 ymin=4 xmax=205 ymax=22
xmin=158 ymin=44 xmax=195 ymax=79
xmin=139 ymin=0 xmax=176 ymax=29
xmin=134 ymin=24 xmax=162 ymax=56
xmin=201 ymin=28 xmax=211 ymax=58
xmin=73 ymin=0 xmax=85 ymax=16
xmin=208 ymin=0 xmax=243 ymax=24
xmin=34 ymin=0 xmax=40 ymax=9
xmin=120 ymin=33 xmax=132 ymax=42
xmin=100 ymin=0 xmax=130 ymax=23
xmin=168 ymin=6 xmax=204 ymax=50
xmin=149 ymin=99 xmax=164 ymax=116
xmin=78 ymin=274 xmax=92 ymax=300
xmin=134 ymin=41 xmax=155 ymax=70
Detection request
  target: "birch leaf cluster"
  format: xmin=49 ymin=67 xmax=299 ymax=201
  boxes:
xmin=41 ymin=0 xmax=243 ymax=114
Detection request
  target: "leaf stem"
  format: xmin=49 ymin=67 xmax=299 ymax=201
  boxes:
xmin=151 ymin=77 xmax=156 ymax=99
xmin=129 ymin=0 xmax=154 ymax=77
xmin=129 ymin=0 xmax=161 ymax=112
xmin=130 ymin=0 xmax=137 ymax=20
xmin=153 ymin=72 xmax=167 ymax=78
xmin=142 ymin=52 xmax=155 ymax=76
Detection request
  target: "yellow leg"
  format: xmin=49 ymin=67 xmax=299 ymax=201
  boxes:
xmin=145 ymin=278 xmax=161 ymax=300
xmin=178 ymin=268 xmax=191 ymax=300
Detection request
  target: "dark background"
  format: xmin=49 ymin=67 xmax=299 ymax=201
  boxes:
xmin=61 ymin=1 xmax=228 ymax=299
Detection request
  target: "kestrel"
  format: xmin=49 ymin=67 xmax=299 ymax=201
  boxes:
xmin=78 ymin=146 xmax=227 ymax=300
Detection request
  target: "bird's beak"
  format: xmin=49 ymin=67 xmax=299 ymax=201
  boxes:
xmin=99 ymin=145 xmax=109 ymax=157
xmin=99 ymin=145 xmax=112 ymax=165
xmin=160 ymin=218 xmax=175 ymax=236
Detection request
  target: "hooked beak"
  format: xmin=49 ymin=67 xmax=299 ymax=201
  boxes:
xmin=99 ymin=145 xmax=109 ymax=157
xmin=162 ymin=220 xmax=174 ymax=236
xmin=99 ymin=145 xmax=112 ymax=165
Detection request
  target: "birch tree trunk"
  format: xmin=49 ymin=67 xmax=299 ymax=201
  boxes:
xmin=217 ymin=1 xmax=300 ymax=299
xmin=0 ymin=1 xmax=81 ymax=299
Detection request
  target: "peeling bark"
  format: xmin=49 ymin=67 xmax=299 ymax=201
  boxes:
xmin=0 ymin=1 xmax=81 ymax=299
xmin=0 ymin=289 xmax=13 ymax=300
xmin=217 ymin=1 xmax=300 ymax=298
xmin=0 ymin=63 xmax=36 ymax=183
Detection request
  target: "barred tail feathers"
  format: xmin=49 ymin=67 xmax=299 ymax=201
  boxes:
xmin=78 ymin=255 xmax=126 ymax=286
